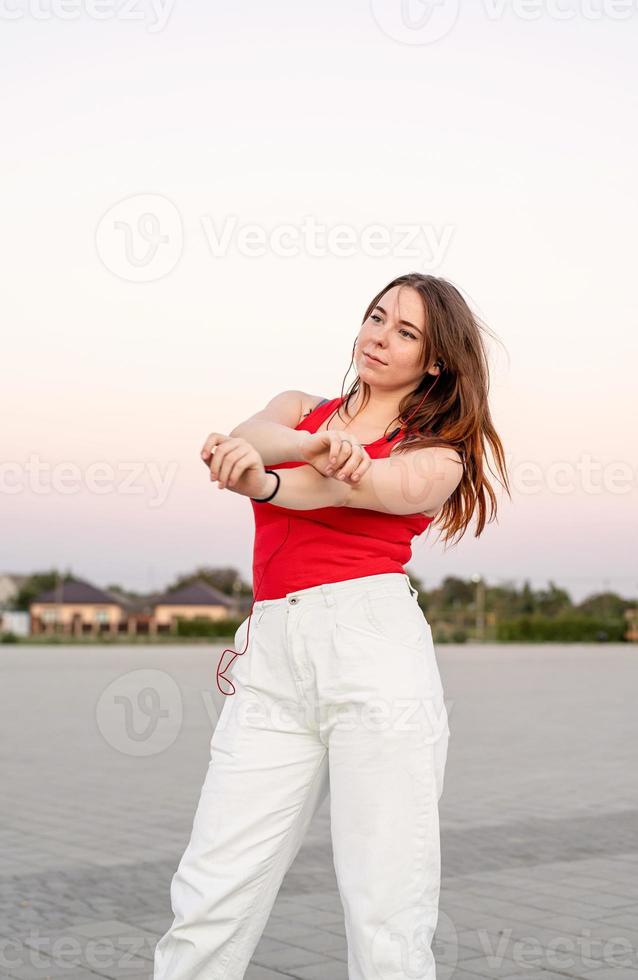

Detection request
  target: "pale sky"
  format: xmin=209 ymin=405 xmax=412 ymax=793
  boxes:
xmin=1 ymin=1 xmax=636 ymax=603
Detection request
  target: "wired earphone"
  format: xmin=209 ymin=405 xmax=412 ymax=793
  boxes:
xmin=215 ymin=360 xmax=445 ymax=696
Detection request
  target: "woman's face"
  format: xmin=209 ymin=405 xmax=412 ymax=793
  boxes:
xmin=355 ymin=284 xmax=429 ymax=386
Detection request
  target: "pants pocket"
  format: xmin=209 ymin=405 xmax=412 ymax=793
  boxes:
xmin=363 ymin=590 xmax=430 ymax=649
xmin=230 ymin=609 xmax=264 ymax=684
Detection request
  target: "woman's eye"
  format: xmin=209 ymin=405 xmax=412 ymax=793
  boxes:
xmin=369 ymin=314 xmax=415 ymax=339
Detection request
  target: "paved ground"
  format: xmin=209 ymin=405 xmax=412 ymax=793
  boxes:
xmin=1 ymin=643 xmax=637 ymax=979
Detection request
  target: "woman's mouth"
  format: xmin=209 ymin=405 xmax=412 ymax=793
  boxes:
xmin=364 ymin=351 xmax=386 ymax=365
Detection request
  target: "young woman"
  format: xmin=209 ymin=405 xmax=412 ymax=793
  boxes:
xmin=153 ymin=272 xmax=510 ymax=980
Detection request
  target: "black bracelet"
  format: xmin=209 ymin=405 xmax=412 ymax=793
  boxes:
xmin=252 ymin=469 xmax=280 ymax=503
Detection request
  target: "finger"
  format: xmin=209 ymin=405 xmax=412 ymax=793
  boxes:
xmin=327 ymin=433 xmax=342 ymax=467
xmin=210 ymin=437 xmax=245 ymax=481
xmin=230 ymin=451 xmax=260 ymax=489
xmin=215 ymin=443 xmax=242 ymax=485
xmin=208 ymin=439 xmax=233 ymax=481
xmin=335 ymin=445 xmax=363 ymax=480
xmin=348 ymin=454 xmax=371 ymax=482
xmin=223 ymin=456 xmax=249 ymax=489
xmin=334 ymin=439 xmax=355 ymax=471
xmin=326 ymin=438 xmax=357 ymax=476
xmin=203 ymin=434 xmax=231 ymax=469
xmin=207 ymin=448 xmax=220 ymax=480
xmin=200 ymin=432 xmax=225 ymax=461
xmin=219 ymin=447 xmax=253 ymax=488
xmin=333 ymin=445 xmax=368 ymax=481
xmin=324 ymin=434 xmax=340 ymax=474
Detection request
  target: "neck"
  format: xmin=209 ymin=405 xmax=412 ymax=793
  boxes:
xmin=346 ymin=385 xmax=414 ymax=426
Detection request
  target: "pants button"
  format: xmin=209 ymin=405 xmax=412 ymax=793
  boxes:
xmin=289 ymin=597 xmax=298 ymax=604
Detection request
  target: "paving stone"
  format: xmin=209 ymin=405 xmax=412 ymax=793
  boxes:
xmin=245 ymin=967 xmax=295 ymax=980
xmin=2 ymin=643 xmax=637 ymax=977
xmin=284 ymin=961 xmax=348 ymax=980
xmin=253 ymin=942 xmax=338 ymax=972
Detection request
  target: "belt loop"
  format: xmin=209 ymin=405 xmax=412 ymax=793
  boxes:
xmin=404 ymin=574 xmax=419 ymax=600
xmin=320 ymin=583 xmax=335 ymax=606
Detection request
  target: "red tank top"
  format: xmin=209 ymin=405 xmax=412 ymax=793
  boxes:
xmin=250 ymin=396 xmax=434 ymax=600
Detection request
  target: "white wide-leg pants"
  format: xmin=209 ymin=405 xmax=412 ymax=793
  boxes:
xmin=153 ymin=571 xmax=450 ymax=980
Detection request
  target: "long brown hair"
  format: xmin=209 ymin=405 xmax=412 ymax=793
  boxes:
xmin=328 ymin=272 xmax=511 ymax=546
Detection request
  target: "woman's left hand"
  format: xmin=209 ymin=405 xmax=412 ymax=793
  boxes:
xmin=299 ymin=430 xmax=372 ymax=484
xmin=200 ymin=433 xmax=272 ymax=499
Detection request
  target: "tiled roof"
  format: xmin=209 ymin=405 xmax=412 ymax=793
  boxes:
xmin=106 ymin=589 xmax=162 ymax=614
xmin=32 ymin=578 xmax=124 ymax=606
xmin=155 ymin=580 xmax=234 ymax=607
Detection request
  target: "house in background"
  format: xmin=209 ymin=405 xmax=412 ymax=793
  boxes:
xmin=28 ymin=576 xmax=242 ymax=637
xmin=153 ymin=580 xmax=240 ymax=634
xmin=30 ymin=579 xmax=127 ymax=637
xmin=106 ymin=588 xmax=162 ymax=636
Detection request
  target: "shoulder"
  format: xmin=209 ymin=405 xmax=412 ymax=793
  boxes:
xmin=232 ymin=390 xmax=328 ymax=431
xmin=298 ymin=392 xmax=331 ymax=425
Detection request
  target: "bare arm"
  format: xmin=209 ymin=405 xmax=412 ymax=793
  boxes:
xmin=342 ymin=446 xmax=464 ymax=515
xmin=229 ymin=390 xmax=320 ymax=467
xmin=255 ymin=449 xmax=461 ymax=515
xmin=230 ymin=420 xmax=307 ymax=466
xmin=255 ymin=465 xmax=350 ymax=510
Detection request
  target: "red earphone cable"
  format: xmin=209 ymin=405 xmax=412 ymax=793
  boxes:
xmin=215 ymin=374 xmax=441 ymax=696
xmin=215 ymin=510 xmax=291 ymax=696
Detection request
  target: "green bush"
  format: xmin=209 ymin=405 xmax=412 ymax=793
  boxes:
xmin=450 ymin=628 xmax=468 ymax=643
xmin=496 ymin=614 xmax=625 ymax=642
xmin=175 ymin=616 xmax=244 ymax=638
xmin=430 ymin=627 xmax=467 ymax=643
xmin=0 ymin=631 xmax=19 ymax=644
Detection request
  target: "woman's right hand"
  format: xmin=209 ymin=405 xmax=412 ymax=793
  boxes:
xmin=299 ymin=430 xmax=372 ymax=484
